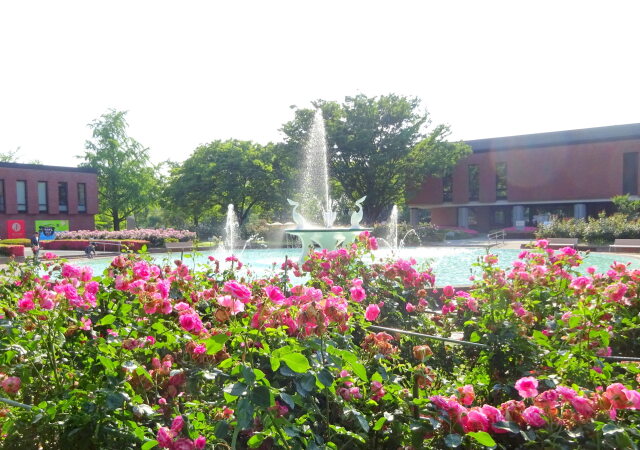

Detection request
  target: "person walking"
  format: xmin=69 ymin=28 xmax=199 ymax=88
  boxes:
xmin=30 ymin=232 xmax=40 ymax=261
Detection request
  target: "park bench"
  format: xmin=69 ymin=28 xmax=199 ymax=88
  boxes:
xmin=165 ymin=240 xmax=194 ymax=260
xmin=546 ymin=237 xmax=578 ymax=248
xmin=609 ymin=239 xmax=640 ymax=252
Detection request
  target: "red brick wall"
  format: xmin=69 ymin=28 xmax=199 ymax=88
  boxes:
xmin=0 ymin=165 xmax=97 ymax=237
xmin=411 ymin=138 xmax=640 ymax=205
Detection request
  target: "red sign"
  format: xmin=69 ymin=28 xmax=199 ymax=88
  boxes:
xmin=6 ymin=220 xmax=26 ymax=239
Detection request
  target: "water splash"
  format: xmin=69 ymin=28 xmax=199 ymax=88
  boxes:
xmin=387 ymin=205 xmax=399 ymax=251
xmin=224 ymin=204 xmax=239 ymax=253
xmin=299 ymin=109 xmax=336 ymax=227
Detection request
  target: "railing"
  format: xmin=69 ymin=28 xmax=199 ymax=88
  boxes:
xmin=91 ymin=240 xmax=123 ymax=252
xmin=487 ymin=230 xmax=506 ymax=246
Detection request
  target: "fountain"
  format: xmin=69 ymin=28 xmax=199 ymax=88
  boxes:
xmin=286 ymin=109 xmax=371 ymax=262
xmin=223 ymin=204 xmax=239 ymax=254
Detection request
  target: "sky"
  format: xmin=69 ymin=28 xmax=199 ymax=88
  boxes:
xmin=1 ymin=0 xmax=639 ymax=167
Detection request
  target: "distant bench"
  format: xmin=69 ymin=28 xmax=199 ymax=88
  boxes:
xmin=165 ymin=241 xmax=194 ymax=259
xmin=165 ymin=241 xmax=194 ymax=252
xmin=546 ymin=238 xmax=578 ymax=249
xmin=609 ymin=239 xmax=640 ymax=252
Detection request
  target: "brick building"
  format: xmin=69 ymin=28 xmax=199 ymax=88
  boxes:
xmin=0 ymin=162 xmax=98 ymax=237
xmin=409 ymin=123 xmax=640 ymax=232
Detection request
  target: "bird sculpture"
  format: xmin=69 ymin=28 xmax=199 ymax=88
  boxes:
xmin=350 ymin=196 xmax=366 ymax=228
xmin=287 ymin=199 xmax=306 ymax=229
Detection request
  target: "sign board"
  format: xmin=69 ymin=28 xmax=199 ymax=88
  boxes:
xmin=6 ymin=220 xmax=26 ymax=239
xmin=515 ymin=220 xmax=525 ymax=230
xmin=34 ymin=220 xmax=69 ymax=241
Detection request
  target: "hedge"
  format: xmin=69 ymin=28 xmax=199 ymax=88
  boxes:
xmin=41 ymin=239 xmax=150 ymax=252
xmin=0 ymin=239 xmax=31 ymax=246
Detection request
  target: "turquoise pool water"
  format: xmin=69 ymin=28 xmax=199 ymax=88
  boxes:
xmin=77 ymin=247 xmax=639 ymax=287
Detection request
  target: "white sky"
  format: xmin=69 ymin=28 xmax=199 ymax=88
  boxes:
xmin=1 ymin=0 xmax=639 ymax=167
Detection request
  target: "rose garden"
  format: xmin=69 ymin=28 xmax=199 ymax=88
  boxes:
xmin=0 ymin=232 xmax=639 ymax=449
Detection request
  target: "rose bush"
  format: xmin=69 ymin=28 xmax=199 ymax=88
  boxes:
xmin=0 ymin=235 xmax=639 ymax=449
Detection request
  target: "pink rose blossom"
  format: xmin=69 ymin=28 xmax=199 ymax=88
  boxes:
xmin=522 ymin=406 xmax=546 ymax=427
xmin=365 ymin=303 xmax=380 ymax=321
xmin=515 ymin=376 xmax=539 ymax=398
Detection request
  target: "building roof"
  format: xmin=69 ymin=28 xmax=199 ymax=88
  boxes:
xmin=0 ymin=161 xmax=97 ymax=174
xmin=467 ymin=123 xmax=640 ymax=153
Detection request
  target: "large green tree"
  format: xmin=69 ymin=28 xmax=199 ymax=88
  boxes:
xmin=282 ymin=94 xmax=471 ymax=223
xmin=164 ymin=140 xmax=284 ymax=227
xmin=79 ymin=110 xmax=158 ymax=230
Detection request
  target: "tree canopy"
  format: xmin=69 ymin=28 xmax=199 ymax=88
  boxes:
xmin=79 ymin=110 xmax=158 ymax=230
xmin=282 ymin=94 xmax=471 ymax=223
xmin=163 ymin=140 xmax=284 ymax=227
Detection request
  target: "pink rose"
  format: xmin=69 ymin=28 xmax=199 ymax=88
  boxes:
xmin=1 ymin=376 xmax=21 ymax=394
xmin=522 ymin=406 xmax=546 ymax=427
xmin=515 ymin=376 xmax=538 ymax=398
xmin=350 ymin=286 xmax=366 ymax=303
xmin=365 ymin=304 xmax=380 ymax=321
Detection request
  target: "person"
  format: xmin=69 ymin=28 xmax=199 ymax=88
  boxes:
xmin=84 ymin=242 xmax=96 ymax=259
xmin=30 ymin=232 xmax=40 ymax=260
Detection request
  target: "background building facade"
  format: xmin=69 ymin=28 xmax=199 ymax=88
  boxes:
xmin=409 ymin=123 xmax=640 ymax=232
xmin=0 ymin=162 xmax=98 ymax=237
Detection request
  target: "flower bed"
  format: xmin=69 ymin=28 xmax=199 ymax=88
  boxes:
xmin=41 ymin=239 xmax=150 ymax=252
xmin=1 ymin=235 xmax=640 ymax=448
xmin=56 ymin=228 xmax=196 ymax=247
xmin=0 ymin=244 xmax=24 ymax=257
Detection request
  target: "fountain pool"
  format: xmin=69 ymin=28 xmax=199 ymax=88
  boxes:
xmin=75 ymin=246 xmax=639 ymax=287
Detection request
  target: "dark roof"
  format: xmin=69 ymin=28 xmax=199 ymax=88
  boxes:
xmin=466 ymin=123 xmax=640 ymax=153
xmin=0 ymin=161 xmax=97 ymax=174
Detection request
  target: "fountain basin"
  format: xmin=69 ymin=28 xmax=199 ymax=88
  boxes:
xmin=286 ymin=227 xmax=372 ymax=262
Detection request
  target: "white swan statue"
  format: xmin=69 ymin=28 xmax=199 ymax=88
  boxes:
xmin=350 ymin=196 xmax=366 ymax=228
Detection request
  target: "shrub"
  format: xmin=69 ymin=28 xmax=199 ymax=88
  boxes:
xmin=0 ymin=238 xmax=31 ymax=246
xmin=537 ymin=213 xmax=640 ymax=244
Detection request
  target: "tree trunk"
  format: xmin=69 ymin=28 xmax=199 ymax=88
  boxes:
xmin=113 ymin=209 xmax=120 ymax=231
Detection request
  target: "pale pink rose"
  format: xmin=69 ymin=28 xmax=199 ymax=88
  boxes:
xmin=1 ymin=376 xmax=21 ymax=394
xmin=462 ymin=409 xmax=490 ymax=432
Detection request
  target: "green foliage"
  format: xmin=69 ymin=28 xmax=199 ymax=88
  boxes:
xmin=0 ymin=239 xmax=31 ymax=246
xmin=79 ymin=109 xmax=159 ymax=231
xmin=281 ymin=94 xmax=471 ymax=223
xmin=537 ymin=212 xmax=640 ymax=244
xmin=613 ymin=194 xmax=640 ymax=219
xmin=163 ymin=140 xmax=286 ymax=227
xmin=2 ymin=237 xmax=640 ymax=448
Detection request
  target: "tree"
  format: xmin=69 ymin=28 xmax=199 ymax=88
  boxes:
xmin=164 ymin=140 xmax=284 ymax=227
xmin=79 ymin=110 xmax=158 ymax=230
xmin=613 ymin=194 xmax=640 ymax=219
xmin=0 ymin=147 xmax=20 ymax=162
xmin=281 ymin=94 xmax=471 ymax=223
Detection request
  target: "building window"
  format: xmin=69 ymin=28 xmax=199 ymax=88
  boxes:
xmin=623 ymin=152 xmax=638 ymax=195
xmin=77 ymin=183 xmax=87 ymax=213
xmin=491 ymin=206 xmax=511 ymax=227
xmin=496 ymin=162 xmax=507 ymax=200
xmin=38 ymin=181 xmax=48 ymax=213
xmin=58 ymin=182 xmax=68 ymax=212
xmin=468 ymin=164 xmax=479 ymax=201
xmin=442 ymin=172 xmax=453 ymax=202
xmin=16 ymin=180 xmax=27 ymax=213
xmin=0 ymin=180 xmax=4 ymax=212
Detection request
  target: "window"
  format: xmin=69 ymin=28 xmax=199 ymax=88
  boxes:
xmin=496 ymin=162 xmax=507 ymax=200
xmin=16 ymin=180 xmax=27 ymax=212
xmin=38 ymin=181 xmax=48 ymax=213
xmin=77 ymin=183 xmax=87 ymax=212
xmin=468 ymin=164 xmax=479 ymax=201
xmin=0 ymin=180 xmax=4 ymax=212
xmin=442 ymin=172 xmax=453 ymax=202
xmin=58 ymin=182 xmax=68 ymax=212
xmin=623 ymin=152 xmax=638 ymax=195
xmin=491 ymin=206 xmax=511 ymax=226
